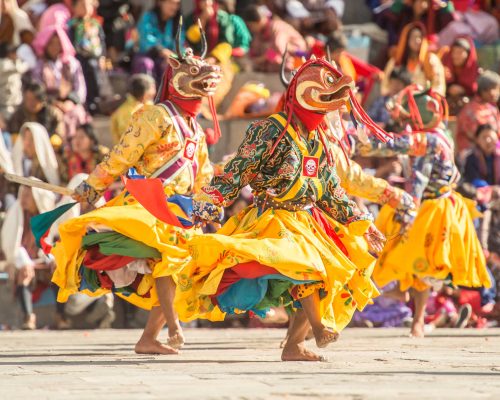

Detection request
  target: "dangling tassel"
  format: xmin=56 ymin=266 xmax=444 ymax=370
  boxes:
xmin=207 ymin=96 xmax=222 ymax=144
xmin=349 ymin=90 xmax=392 ymax=142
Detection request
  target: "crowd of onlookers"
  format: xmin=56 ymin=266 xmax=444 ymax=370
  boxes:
xmin=0 ymin=0 xmax=499 ymax=330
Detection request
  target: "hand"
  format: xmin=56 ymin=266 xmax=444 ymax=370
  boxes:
xmin=194 ymin=216 xmax=221 ymax=230
xmin=364 ymin=224 xmax=386 ymax=254
xmin=393 ymin=192 xmax=417 ymax=234
xmin=73 ymin=181 xmax=101 ymax=205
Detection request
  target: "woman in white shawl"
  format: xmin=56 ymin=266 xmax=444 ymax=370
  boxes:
xmin=11 ymin=121 xmax=61 ymax=186
xmin=0 ymin=173 xmax=86 ymax=329
xmin=1 ymin=183 xmax=56 ymax=329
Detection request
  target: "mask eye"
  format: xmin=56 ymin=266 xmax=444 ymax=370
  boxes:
xmin=326 ymin=74 xmax=335 ymax=85
xmin=190 ymin=66 xmax=200 ymax=75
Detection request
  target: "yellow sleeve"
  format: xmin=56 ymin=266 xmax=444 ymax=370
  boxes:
xmin=110 ymin=112 xmax=120 ymax=145
xmin=334 ymin=146 xmax=404 ymax=207
xmin=86 ymin=106 xmax=164 ymax=193
xmin=193 ymin=134 xmax=214 ymax=193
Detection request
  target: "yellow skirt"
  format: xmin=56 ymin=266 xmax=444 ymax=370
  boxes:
xmin=52 ymin=193 xmax=198 ymax=310
xmin=374 ymin=192 xmax=491 ymax=292
xmin=175 ymin=206 xmax=378 ymax=332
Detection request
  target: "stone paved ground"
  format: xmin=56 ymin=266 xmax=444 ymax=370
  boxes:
xmin=0 ymin=328 xmax=499 ymax=400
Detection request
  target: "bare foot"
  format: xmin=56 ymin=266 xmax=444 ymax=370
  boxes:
xmin=410 ymin=320 xmax=425 ymax=338
xmin=314 ymin=327 xmax=339 ymax=348
xmin=135 ymin=338 xmax=179 ymax=355
xmin=167 ymin=332 xmax=185 ymax=350
xmin=281 ymin=343 xmax=327 ymax=362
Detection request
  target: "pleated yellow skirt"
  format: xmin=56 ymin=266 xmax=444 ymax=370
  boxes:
xmin=52 ymin=195 xmax=198 ymax=310
xmin=175 ymin=206 xmax=378 ymax=332
xmin=374 ymin=192 xmax=491 ymax=292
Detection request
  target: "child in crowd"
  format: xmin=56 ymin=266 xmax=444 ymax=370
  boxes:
xmin=242 ymin=5 xmax=307 ymax=72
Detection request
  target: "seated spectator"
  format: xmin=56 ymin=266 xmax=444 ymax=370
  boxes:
xmin=1 ymin=184 xmax=57 ymax=329
xmin=242 ymin=5 xmax=307 ymax=72
xmin=382 ymin=21 xmax=446 ymax=96
xmin=133 ymin=0 xmax=183 ymax=82
xmin=11 ymin=122 xmax=61 ymax=185
xmin=282 ymin=0 xmax=344 ymax=36
xmin=62 ymin=123 xmax=108 ymax=182
xmin=68 ymin=0 xmax=107 ymax=114
xmin=463 ymin=124 xmax=500 ymax=187
xmin=456 ymin=71 xmax=500 ymax=155
xmin=7 ymin=81 xmax=65 ymax=141
xmin=0 ymin=43 xmax=29 ymax=122
xmin=367 ymin=67 xmax=412 ymax=128
xmin=439 ymin=0 xmax=499 ymax=47
xmin=97 ymin=0 xmax=135 ymax=66
xmin=110 ymin=73 xmax=156 ymax=144
xmin=31 ymin=24 xmax=88 ymax=137
xmin=380 ymin=0 xmax=454 ymax=48
xmin=186 ymin=0 xmax=252 ymax=58
xmin=441 ymin=36 xmax=479 ymax=115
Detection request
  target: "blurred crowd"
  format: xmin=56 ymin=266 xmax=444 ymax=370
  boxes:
xmin=0 ymin=0 xmax=499 ymax=331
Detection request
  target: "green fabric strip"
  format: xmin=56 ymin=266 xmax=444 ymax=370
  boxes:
xmin=82 ymin=232 xmax=161 ymax=259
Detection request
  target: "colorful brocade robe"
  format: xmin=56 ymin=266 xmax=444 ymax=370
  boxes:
xmin=86 ymin=101 xmax=213 ymax=197
xmin=198 ymin=112 xmax=371 ymax=226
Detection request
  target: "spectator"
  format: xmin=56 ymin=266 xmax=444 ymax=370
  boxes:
xmin=456 ymin=71 xmax=500 ymax=154
xmin=1 ymin=184 xmax=57 ymax=329
xmin=0 ymin=43 xmax=29 ymax=121
xmin=110 ymin=73 xmax=156 ymax=144
xmin=186 ymin=0 xmax=252 ymax=58
xmin=68 ymin=0 xmax=107 ymax=114
xmin=367 ymin=67 xmax=412 ymax=128
xmin=7 ymin=81 xmax=65 ymax=140
xmin=242 ymin=5 xmax=307 ymax=72
xmin=133 ymin=0 xmax=183 ymax=82
xmin=31 ymin=24 xmax=88 ymax=137
xmin=463 ymin=124 xmax=500 ymax=187
xmin=438 ymin=0 xmax=499 ymax=47
xmin=0 ymin=0 xmax=15 ymax=47
xmin=282 ymin=0 xmax=344 ymax=36
xmin=62 ymin=123 xmax=108 ymax=182
xmin=441 ymin=36 xmax=479 ymax=115
xmin=381 ymin=0 xmax=455 ymax=48
xmin=97 ymin=0 xmax=135 ymax=66
xmin=382 ymin=21 xmax=446 ymax=96
xmin=11 ymin=122 xmax=61 ymax=185
xmin=38 ymin=1 xmax=72 ymax=30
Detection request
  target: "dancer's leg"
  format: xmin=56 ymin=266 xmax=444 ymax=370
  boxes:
xmin=281 ymin=309 xmax=324 ymax=361
xmin=280 ymin=312 xmax=295 ymax=348
xmin=410 ymin=287 xmax=430 ymax=337
xmin=135 ymin=306 xmax=178 ymax=354
xmin=300 ymin=290 xmax=339 ymax=348
xmin=155 ymin=276 xmax=185 ymax=349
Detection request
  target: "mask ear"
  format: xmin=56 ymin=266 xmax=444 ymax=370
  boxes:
xmin=168 ymin=56 xmax=181 ymax=70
